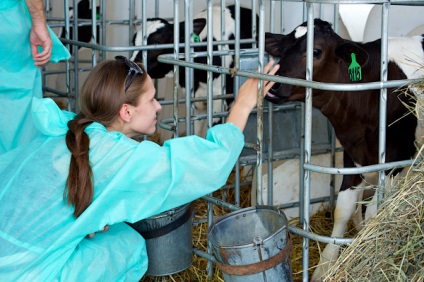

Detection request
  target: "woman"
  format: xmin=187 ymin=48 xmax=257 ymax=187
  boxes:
xmin=0 ymin=0 xmax=70 ymax=154
xmin=0 ymin=56 xmax=279 ymax=281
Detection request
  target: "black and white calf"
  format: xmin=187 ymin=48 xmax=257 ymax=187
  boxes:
xmin=264 ymin=19 xmax=424 ymax=281
xmin=60 ymin=0 xmax=100 ymax=54
xmin=131 ymin=5 xmax=257 ymax=137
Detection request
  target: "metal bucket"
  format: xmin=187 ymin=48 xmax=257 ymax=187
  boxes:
xmin=129 ymin=202 xmax=195 ymax=276
xmin=208 ymin=206 xmax=293 ymax=282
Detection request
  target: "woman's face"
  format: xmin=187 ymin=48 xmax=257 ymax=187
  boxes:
xmin=127 ymin=75 xmax=162 ymax=136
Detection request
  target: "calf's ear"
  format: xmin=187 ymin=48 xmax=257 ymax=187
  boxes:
xmin=335 ymin=41 xmax=369 ymax=67
xmin=192 ymin=18 xmax=207 ymax=36
xmin=265 ymin=32 xmax=284 ymax=57
xmin=178 ymin=19 xmax=206 ymax=41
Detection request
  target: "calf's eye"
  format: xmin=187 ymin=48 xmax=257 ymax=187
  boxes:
xmin=313 ymin=48 xmax=322 ymax=58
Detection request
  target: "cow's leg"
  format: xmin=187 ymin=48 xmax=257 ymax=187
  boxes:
xmin=311 ymin=152 xmax=362 ymax=281
xmin=311 ymin=188 xmax=360 ymax=281
xmin=351 ymin=185 xmax=364 ymax=232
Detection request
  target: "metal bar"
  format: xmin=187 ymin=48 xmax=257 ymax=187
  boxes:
xmin=288 ymin=226 xmax=354 ymax=245
xmin=302 ymin=6 xmax=315 ymax=281
xmin=304 ymin=158 xmax=417 ymax=175
xmin=377 ymin=2 xmax=390 ymax=207
xmin=255 ymin=0 xmax=266 ymax=205
xmin=157 ymin=52 xmax=424 ymax=91
xmin=173 ymin=0 xmax=180 ymax=139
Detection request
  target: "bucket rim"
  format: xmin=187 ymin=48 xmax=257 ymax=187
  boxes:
xmin=145 ymin=202 xmax=192 ymax=220
xmin=207 ymin=205 xmax=289 ymax=249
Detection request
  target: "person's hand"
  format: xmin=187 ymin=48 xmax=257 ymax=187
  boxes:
xmin=235 ymin=60 xmax=280 ymax=111
xmin=29 ymin=23 xmax=52 ymax=67
xmin=227 ymin=61 xmax=280 ymax=131
xmin=87 ymin=225 xmax=109 ymax=238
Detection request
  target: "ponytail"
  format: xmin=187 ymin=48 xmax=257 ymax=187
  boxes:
xmin=63 ymin=59 xmax=148 ymax=217
xmin=65 ymin=115 xmax=94 ymax=218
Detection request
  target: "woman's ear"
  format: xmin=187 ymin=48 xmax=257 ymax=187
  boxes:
xmin=118 ymin=104 xmax=132 ymax=122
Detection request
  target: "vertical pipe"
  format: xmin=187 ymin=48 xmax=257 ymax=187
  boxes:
xmin=64 ymin=0 xmax=72 ymax=111
xmin=330 ymin=127 xmax=336 ymax=211
xmin=206 ymin=2 xmax=213 ymax=131
xmin=302 ymin=4 xmax=314 ymax=281
xmin=100 ymin=0 xmax=106 ymax=61
xmin=184 ymin=0 xmax=193 ymax=136
xmin=91 ymin=0 xmax=97 ymax=65
xmin=173 ymin=0 xmax=180 ymax=139
xmin=220 ymin=0 xmax=228 ymax=205
xmin=330 ymin=3 xmax=339 ymax=212
xmin=280 ymin=1 xmax=285 ymax=34
xmin=233 ymin=0 xmax=242 ymax=207
xmin=220 ymin=0 xmax=226 ymax=114
xmin=72 ymin=0 xmax=79 ymax=110
xmin=141 ymin=0 xmax=147 ymax=67
xmin=233 ymin=0 xmax=241 ymax=101
xmin=251 ymin=0 xmax=257 ymax=49
xmin=333 ymin=3 xmax=339 ymax=34
xmin=267 ymin=0 xmax=276 ymax=206
xmin=378 ymin=3 xmax=390 ymax=205
xmin=129 ymin=0 xmax=135 ymax=58
xmin=255 ymin=0 xmax=266 ymax=206
xmin=299 ymin=0 xmax=307 ymax=224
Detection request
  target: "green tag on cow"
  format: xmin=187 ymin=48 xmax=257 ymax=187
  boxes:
xmin=348 ymin=53 xmax=362 ymax=82
xmin=192 ymin=34 xmax=200 ymax=43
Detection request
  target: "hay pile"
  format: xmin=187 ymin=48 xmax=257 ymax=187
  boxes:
xmin=323 ymin=155 xmax=424 ymax=281
xmin=324 ymin=81 xmax=424 ymax=282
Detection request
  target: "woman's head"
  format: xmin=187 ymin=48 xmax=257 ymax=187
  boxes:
xmin=79 ymin=56 xmax=161 ymax=136
xmin=65 ymin=57 xmax=161 ymax=218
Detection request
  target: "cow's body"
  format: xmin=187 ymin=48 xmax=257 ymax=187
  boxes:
xmin=131 ymin=5 xmax=257 ymax=137
xmin=265 ymin=19 xmax=424 ymax=281
xmin=60 ymin=0 xmax=100 ymax=55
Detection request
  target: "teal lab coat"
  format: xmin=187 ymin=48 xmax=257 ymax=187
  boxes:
xmin=0 ymin=98 xmax=245 ymax=281
xmin=0 ymin=0 xmax=70 ymax=154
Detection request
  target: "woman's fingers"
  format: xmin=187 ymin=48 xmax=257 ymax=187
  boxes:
xmin=262 ymin=61 xmax=279 ymax=95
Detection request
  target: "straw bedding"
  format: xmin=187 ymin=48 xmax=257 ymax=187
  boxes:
xmin=140 ymin=170 xmax=358 ymax=282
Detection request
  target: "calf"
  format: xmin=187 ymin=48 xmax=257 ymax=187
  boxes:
xmin=60 ymin=0 xmax=100 ymax=55
xmin=130 ymin=5 xmax=257 ymax=137
xmin=264 ymin=19 xmax=424 ymax=281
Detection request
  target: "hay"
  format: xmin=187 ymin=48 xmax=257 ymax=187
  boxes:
xmin=324 ymin=81 xmax=424 ymax=282
xmin=323 ymin=154 xmax=424 ymax=282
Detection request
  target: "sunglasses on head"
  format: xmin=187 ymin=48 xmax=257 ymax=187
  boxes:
xmin=115 ymin=56 xmax=144 ymax=92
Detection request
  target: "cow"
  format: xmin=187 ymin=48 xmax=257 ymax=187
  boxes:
xmin=130 ymin=5 xmax=258 ymax=139
xmin=264 ymin=19 xmax=424 ymax=281
xmin=60 ymin=0 xmax=100 ymax=55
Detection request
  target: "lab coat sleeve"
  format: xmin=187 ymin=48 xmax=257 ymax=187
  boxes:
xmin=84 ymin=123 xmax=245 ymax=226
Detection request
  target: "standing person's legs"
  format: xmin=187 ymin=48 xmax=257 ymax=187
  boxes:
xmin=0 ymin=1 xmax=42 ymax=154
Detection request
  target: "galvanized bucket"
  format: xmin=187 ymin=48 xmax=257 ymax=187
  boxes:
xmin=208 ymin=206 xmax=293 ymax=282
xmin=129 ymin=202 xmax=195 ymax=276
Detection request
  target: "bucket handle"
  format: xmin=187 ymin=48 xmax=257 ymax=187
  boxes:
xmin=215 ymin=237 xmax=294 ymax=276
xmin=139 ymin=203 xmax=195 ymax=239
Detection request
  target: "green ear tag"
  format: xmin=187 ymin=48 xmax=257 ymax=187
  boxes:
xmin=348 ymin=53 xmax=362 ymax=82
xmin=192 ymin=34 xmax=200 ymax=43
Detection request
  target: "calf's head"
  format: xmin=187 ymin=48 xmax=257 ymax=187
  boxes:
xmin=131 ymin=18 xmax=207 ymax=79
xmin=264 ymin=19 xmax=369 ymax=104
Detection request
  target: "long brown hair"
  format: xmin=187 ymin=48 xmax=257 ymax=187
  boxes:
xmin=65 ymin=59 xmax=148 ymax=217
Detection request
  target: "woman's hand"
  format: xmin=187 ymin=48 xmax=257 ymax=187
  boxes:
xmin=87 ymin=225 xmax=109 ymax=238
xmin=227 ymin=60 xmax=280 ymax=131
